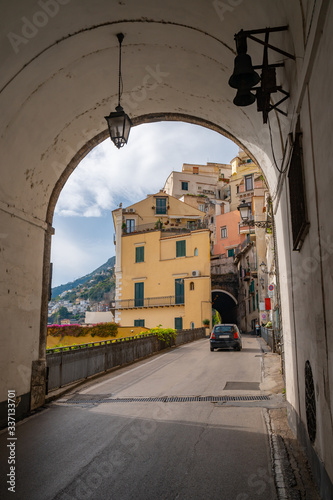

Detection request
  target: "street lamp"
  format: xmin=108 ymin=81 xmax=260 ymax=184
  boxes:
xmin=105 ymin=33 xmax=133 ymax=149
xmin=228 ymin=26 xmax=295 ymax=123
xmin=238 ymin=200 xmax=252 ymax=222
xmin=237 ymin=200 xmax=272 ymax=229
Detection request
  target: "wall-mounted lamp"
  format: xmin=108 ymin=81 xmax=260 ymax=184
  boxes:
xmin=260 ymin=261 xmax=276 ymax=276
xmin=229 ymin=26 xmax=295 ymax=123
xmin=237 ymin=200 xmax=272 ymax=228
xmin=105 ymin=33 xmax=133 ymax=148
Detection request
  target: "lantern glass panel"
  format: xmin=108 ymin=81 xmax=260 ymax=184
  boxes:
xmin=239 ymin=203 xmax=250 ymax=221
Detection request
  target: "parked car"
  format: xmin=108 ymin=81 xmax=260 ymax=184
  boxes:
xmin=210 ymin=324 xmax=242 ymax=351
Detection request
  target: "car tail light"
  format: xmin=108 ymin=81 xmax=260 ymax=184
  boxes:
xmin=234 ymin=332 xmax=239 ymax=339
xmin=211 ymin=332 xmax=215 ymax=339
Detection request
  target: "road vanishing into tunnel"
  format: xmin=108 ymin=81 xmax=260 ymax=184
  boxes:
xmin=0 ymin=336 xmax=280 ymax=500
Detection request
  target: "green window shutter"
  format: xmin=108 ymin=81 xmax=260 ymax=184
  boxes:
xmin=135 ymin=246 xmax=144 ymax=263
xmin=156 ymin=197 xmax=167 ymax=214
xmin=175 ymin=317 xmax=183 ymax=330
xmin=175 ymin=279 xmax=184 ymax=304
xmin=134 ymin=282 xmax=144 ymax=307
xmin=253 ymin=294 xmax=256 ymax=311
xmin=134 ymin=319 xmax=145 ymax=327
xmin=227 ymin=248 xmax=234 ymax=257
xmin=176 ymin=240 xmax=186 ymax=257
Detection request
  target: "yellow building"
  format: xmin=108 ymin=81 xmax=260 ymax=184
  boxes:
xmin=227 ymin=150 xmax=266 ymax=213
xmin=112 ymin=191 xmax=211 ymax=330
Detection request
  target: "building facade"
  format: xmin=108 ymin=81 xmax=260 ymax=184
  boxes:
xmin=164 ymin=162 xmax=232 ymax=250
xmin=213 ymin=150 xmax=271 ymax=333
xmin=112 ymin=192 xmax=211 ymax=330
xmin=214 ymin=209 xmax=245 ymax=257
xmin=164 ymin=162 xmax=231 ymax=201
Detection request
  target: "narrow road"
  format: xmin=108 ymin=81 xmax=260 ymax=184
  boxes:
xmin=1 ymin=336 xmax=279 ymax=500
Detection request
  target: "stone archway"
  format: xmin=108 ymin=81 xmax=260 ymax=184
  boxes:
xmin=1 ymin=2 xmax=333 ymax=494
xmin=212 ymin=289 xmax=238 ymax=325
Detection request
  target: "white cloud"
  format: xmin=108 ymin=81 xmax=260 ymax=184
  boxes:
xmin=55 ymin=122 xmax=238 ymax=218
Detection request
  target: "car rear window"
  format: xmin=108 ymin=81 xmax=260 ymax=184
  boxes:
xmin=214 ymin=325 xmax=234 ymax=334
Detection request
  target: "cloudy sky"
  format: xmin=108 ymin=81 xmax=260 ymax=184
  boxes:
xmin=51 ymin=121 xmax=239 ymax=287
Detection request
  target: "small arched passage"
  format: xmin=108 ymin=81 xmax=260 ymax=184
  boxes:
xmin=212 ymin=290 xmax=238 ymax=325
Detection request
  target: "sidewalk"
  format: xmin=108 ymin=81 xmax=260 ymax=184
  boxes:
xmin=258 ymin=337 xmax=321 ymax=500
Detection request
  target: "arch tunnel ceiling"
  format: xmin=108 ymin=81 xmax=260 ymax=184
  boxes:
xmin=212 ymin=291 xmax=238 ymax=325
xmin=1 ymin=0 xmax=304 ymax=224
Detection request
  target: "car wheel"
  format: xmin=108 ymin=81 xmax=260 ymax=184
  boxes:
xmin=234 ymin=346 xmax=241 ymax=351
xmin=210 ymin=347 xmax=214 ymax=352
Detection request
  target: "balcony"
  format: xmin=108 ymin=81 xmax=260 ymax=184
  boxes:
xmin=234 ymin=235 xmax=252 ymax=257
xmin=122 ymin=221 xmax=208 ymax=236
xmin=249 ymin=262 xmax=258 ymax=276
xmin=115 ymin=295 xmax=185 ymax=309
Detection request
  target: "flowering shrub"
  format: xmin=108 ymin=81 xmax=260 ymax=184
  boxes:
xmin=144 ymin=326 xmax=177 ymax=346
xmin=47 ymin=322 xmax=119 ymax=338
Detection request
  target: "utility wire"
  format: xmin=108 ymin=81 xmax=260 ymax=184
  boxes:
xmin=268 ymin=115 xmax=289 ymax=175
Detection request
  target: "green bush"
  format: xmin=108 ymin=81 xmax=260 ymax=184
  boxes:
xmin=89 ymin=322 xmax=118 ymax=337
xmin=144 ymin=325 xmax=177 ymax=346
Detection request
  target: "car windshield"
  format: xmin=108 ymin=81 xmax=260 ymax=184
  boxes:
xmin=214 ymin=325 xmax=234 ymax=334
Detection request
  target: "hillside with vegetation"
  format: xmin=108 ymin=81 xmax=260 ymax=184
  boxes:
xmin=51 ymin=256 xmax=115 ymax=298
xmin=48 ymin=257 xmax=116 ymax=324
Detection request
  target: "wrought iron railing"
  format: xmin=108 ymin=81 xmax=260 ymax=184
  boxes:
xmin=122 ymin=221 xmax=207 ymax=235
xmin=234 ymin=234 xmax=251 ymax=257
xmin=115 ymin=295 xmax=185 ymax=309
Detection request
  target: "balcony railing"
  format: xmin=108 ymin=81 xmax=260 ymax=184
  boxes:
xmin=234 ymin=235 xmax=252 ymax=257
xmin=122 ymin=221 xmax=207 ymax=235
xmin=115 ymin=295 xmax=185 ymax=309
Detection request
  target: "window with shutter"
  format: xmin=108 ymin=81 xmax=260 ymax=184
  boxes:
xmin=135 ymin=246 xmax=144 ymax=263
xmin=175 ymin=279 xmax=184 ymax=304
xmin=134 ymin=282 xmax=144 ymax=307
xmin=175 ymin=317 xmax=183 ymax=330
xmin=176 ymin=240 xmax=186 ymax=257
xmin=288 ymin=130 xmax=309 ymax=250
xmin=156 ymin=197 xmax=167 ymax=214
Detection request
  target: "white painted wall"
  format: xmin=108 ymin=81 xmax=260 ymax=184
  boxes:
xmin=85 ymin=311 xmax=114 ymax=324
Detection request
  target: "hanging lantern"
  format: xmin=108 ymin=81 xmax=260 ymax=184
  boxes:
xmin=105 ymin=33 xmax=132 ymax=148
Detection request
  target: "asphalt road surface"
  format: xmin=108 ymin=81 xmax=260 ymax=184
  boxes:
xmin=0 ymin=335 xmax=279 ymax=500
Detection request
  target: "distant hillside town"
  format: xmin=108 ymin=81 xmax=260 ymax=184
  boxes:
xmin=48 ymin=257 xmax=115 ymax=324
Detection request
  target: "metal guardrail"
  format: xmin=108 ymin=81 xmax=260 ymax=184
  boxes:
xmin=260 ymin=327 xmax=281 ymax=354
xmin=46 ymin=332 xmax=154 ymax=354
xmin=115 ymin=295 xmax=184 ymax=309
